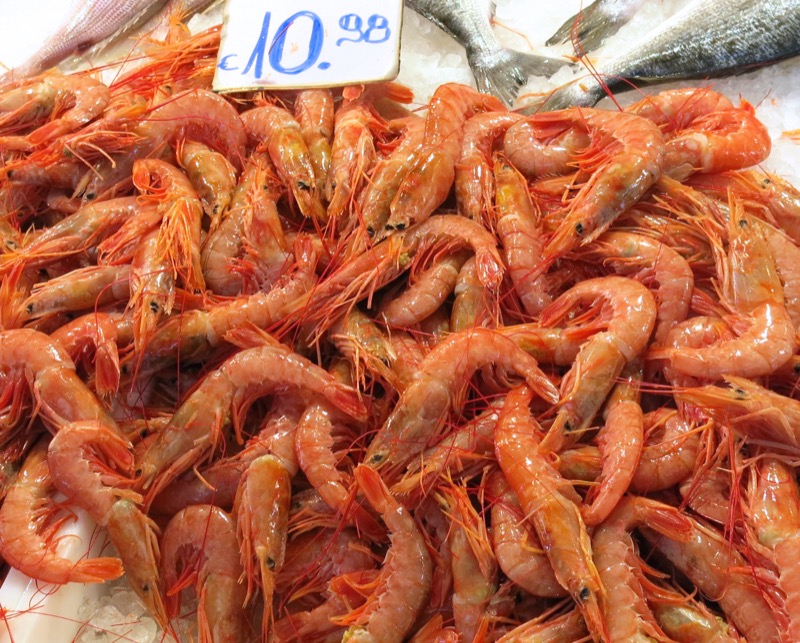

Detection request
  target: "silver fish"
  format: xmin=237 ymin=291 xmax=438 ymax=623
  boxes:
xmin=2 ymin=0 xmax=169 ymax=80
xmin=533 ymin=0 xmax=800 ymax=111
xmin=405 ymin=0 xmax=566 ymax=106
xmin=546 ymin=0 xmax=647 ymax=52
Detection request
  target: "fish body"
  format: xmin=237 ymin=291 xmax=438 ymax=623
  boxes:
xmin=536 ymin=0 xmax=800 ymax=111
xmin=405 ymin=0 xmax=566 ymax=105
xmin=2 ymin=0 xmax=169 ymax=80
xmin=546 ymin=0 xmax=648 ymax=51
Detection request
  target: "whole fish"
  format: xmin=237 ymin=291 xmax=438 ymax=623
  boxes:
xmin=405 ymin=0 xmax=566 ymax=106
xmin=533 ymin=0 xmax=800 ymax=111
xmin=1 ymin=0 xmax=169 ymax=81
xmin=546 ymin=0 xmax=648 ymax=52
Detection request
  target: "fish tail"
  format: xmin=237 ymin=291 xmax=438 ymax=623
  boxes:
xmin=470 ymin=49 xmax=566 ymax=106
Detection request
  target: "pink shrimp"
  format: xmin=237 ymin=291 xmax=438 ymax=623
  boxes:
xmin=137 ymin=337 xmax=366 ymax=502
xmin=295 ymin=89 xmax=334 ymax=195
xmin=160 ymin=504 xmax=249 ymax=642
xmin=235 ymin=454 xmax=291 ymax=639
xmin=496 ymin=608 xmax=588 ymax=643
xmin=451 ymin=256 xmax=494 ymax=331
xmin=386 ymin=84 xmax=505 ymax=231
xmin=494 ymin=152 xmax=551 ymax=316
xmin=339 ymin=465 xmax=432 ymax=642
xmin=177 ymin=139 xmax=237 ymax=228
xmin=241 ymin=104 xmax=326 ymax=221
xmin=455 ymin=111 xmax=523 ymax=222
xmin=495 ymin=385 xmax=607 ymax=641
xmin=47 ymin=422 xmax=167 ymax=625
xmin=128 ymin=229 xmax=174 ymax=352
xmin=503 ymin=117 xmax=591 ymax=179
xmin=0 ymin=439 xmax=123 ymax=584
xmin=538 ymin=276 xmax=657 ymax=452
xmin=631 ymin=409 xmax=701 ymax=493
xmin=364 ymin=327 xmax=558 ymax=474
xmin=528 ymin=108 xmax=665 ymax=276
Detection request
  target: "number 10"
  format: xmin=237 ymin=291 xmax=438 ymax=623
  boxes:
xmin=243 ymin=10 xmax=324 ymax=77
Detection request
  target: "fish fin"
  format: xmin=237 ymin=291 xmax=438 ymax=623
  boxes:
xmin=546 ymin=0 xmax=646 ymax=52
xmin=470 ymin=49 xmax=568 ymax=107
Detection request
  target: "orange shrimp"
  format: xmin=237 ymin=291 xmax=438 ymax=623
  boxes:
xmin=241 ymin=104 xmax=326 ymax=222
xmin=160 ymin=504 xmax=249 ymax=642
xmin=235 ymin=454 xmax=291 ymax=640
xmin=379 ymin=251 xmax=469 ymax=327
xmin=451 ymin=256 xmax=494 ymax=331
xmin=642 ymin=515 xmax=781 ymax=642
xmin=581 ymin=368 xmax=644 ymax=526
xmin=455 ymin=111 xmax=522 ymax=222
xmin=488 ymin=469 xmax=567 ymax=598
xmin=627 ymin=88 xmax=770 ymax=179
xmin=650 ymin=595 xmax=740 ymax=643
xmin=329 ymin=308 xmax=398 ymax=389
xmin=496 ymin=608 xmax=587 ymax=643
xmin=137 ymin=338 xmax=366 ymax=502
xmin=128 ymin=229 xmax=174 ymax=352
xmin=503 ymin=117 xmax=591 ymax=179
xmin=364 ymin=328 xmax=558 ymax=474
xmin=386 ymin=84 xmax=505 ymax=232
xmin=592 ymin=496 xmax=691 ymax=642
xmin=494 ymin=385 xmax=607 ymax=642
xmin=528 ymin=108 xmax=665 ymax=276
xmin=653 ymin=204 xmax=796 ymax=378
xmin=133 ymin=158 xmax=205 ymax=293
xmin=538 ymin=276 xmax=657 ymax=452
xmin=584 ymin=230 xmax=694 ymax=345
xmin=47 ymin=421 xmax=167 ymax=626
xmin=0 ymin=73 xmax=110 ymax=149
xmin=631 ymin=409 xmax=701 ymax=493
xmin=494 ymin=152 xmax=551 ymax=316
xmin=295 ymin=89 xmax=334 ymax=196
xmin=339 ymin=465 xmax=432 ymax=642
xmin=177 ymin=139 xmax=237 ymax=228
xmin=0 ymin=439 xmax=123 ymax=584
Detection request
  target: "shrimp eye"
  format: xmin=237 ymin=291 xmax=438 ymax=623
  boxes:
xmin=575 ymin=223 xmax=584 ymax=235
xmin=738 ymin=218 xmax=748 ymax=228
xmin=266 ymin=557 xmax=276 ymax=570
xmin=5 ymin=240 xmax=16 ymax=249
xmin=26 ymin=303 xmax=34 ymax=314
xmin=85 ymin=192 xmax=95 ymax=200
xmin=734 ymin=387 xmax=746 ymax=398
xmin=366 ymin=227 xmax=376 ymax=238
xmin=394 ymin=222 xmax=406 ymax=231
xmin=135 ymin=468 xmax=143 ymax=477
xmin=579 ymin=587 xmax=591 ymax=601
xmin=563 ymin=420 xmax=573 ymax=432
xmin=369 ymin=453 xmax=384 ymax=464
xmin=297 ymin=180 xmax=311 ymax=191
xmin=149 ymin=301 xmax=160 ymax=313
xmin=6 ymin=169 xmax=13 ymax=178
xmin=793 ymin=362 xmax=800 ymax=374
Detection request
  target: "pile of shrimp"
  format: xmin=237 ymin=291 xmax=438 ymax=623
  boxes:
xmin=2 ymin=23 xmax=800 ymax=643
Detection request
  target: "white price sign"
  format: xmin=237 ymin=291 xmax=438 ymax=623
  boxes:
xmin=213 ymin=0 xmax=404 ymax=92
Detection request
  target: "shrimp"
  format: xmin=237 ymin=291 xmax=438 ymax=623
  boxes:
xmin=0 ymin=197 xmax=143 ymax=273
xmin=133 ymin=158 xmax=205 ymax=293
xmin=51 ymin=311 xmax=130 ymax=399
xmin=496 ymin=608 xmax=587 ymax=643
xmin=455 ymin=111 xmax=523 ymax=222
xmin=641 ymin=515 xmax=781 ymax=642
xmin=451 ymin=256 xmax=494 ymax=331
xmin=503 ymin=117 xmax=591 ymax=179
xmin=137 ymin=338 xmax=366 ymax=502
xmin=356 ymin=116 xmax=424 ymax=238
xmin=295 ymin=371 xmax=386 ymax=541
xmin=21 ymin=264 xmax=130 ymax=320
xmin=338 ymin=465 xmax=432 ymax=643
xmin=295 ymin=89 xmax=334 ymax=195
xmin=653 ymin=204 xmax=796 ymax=378
xmin=528 ymin=108 xmax=665 ymax=276
xmin=592 ymin=496 xmax=692 ymax=642
xmin=330 ymin=308 xmax=398 ymax=389
xmin=386 ymin=84 xmax=505 ymax=232
xmin=379 ymin=251 xmax=469 ymax=327
xmin=538 ymin=276 xmax=657 ymax=452
xmin=0 ymin=328 xmax=116 ymax=431
xmin=581 ymin=367 xmax=644 ymax=526
xmin=494 ymin=152 xmax=551 ymax=316
xmin=177 ymin=139 xmax=237 ymax=228
xmin=650 ymin=596 xmax=741 ymax=643
xmin=438 ymin=480 xmax=498 ymax=642
xmin=494 ymin=385 xmax=607 ymax=642
xmin=631 ymin=410 xmax=701 ymax=493
xmin=47 ymin=422 xmax=167 ymax=625
xmin=235 ymin=455 xmax=291 ymax=639
xmin=584 ymin=230 xmax=694 ymax=345
xmin=488 ymin=469 xmax=567 ymax=598
xmin=746 ymin=456 xmax=800 ymax=641
xmin=627 ymin=89 xmax=770 ymax=179
xmin=241 ymin=104 xmax=326 ymax=221
xmin=0 ymin=440 xmax=123 ymax=584
xmin=0 ymin=73 xmax=110 ymax=149
xmin=128 ymin=229 xmax=174 ymax=352
xmin=364 ymin=328 xmax=558 ymax=474
xmin=160 ymin=505 xmax=249 ymax=643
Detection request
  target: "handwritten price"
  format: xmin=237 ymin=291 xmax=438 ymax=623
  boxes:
xmin=218 ymin=10 xmax=392 ymax=78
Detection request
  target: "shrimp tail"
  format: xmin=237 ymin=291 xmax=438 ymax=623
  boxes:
xmin=470 ymin=49 xmax=566 ymax=108
xmin=157 ymin=198 xmax=205 ymax=292
xmin=325 ymin=381 xmax=369 ymax=422
xmin=64 ymin=557 xmax=126 ymax=583
xmin=354 ymin=464 xmax=392 ymax=514
xmin=475 ymin=248 xmax=505 ymax=290
xmin=93 ymin=337 xmax=121 ymax=399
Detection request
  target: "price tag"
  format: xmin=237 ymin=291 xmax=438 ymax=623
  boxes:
xmin=213 ymin=0 xmax=404 ymax=92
